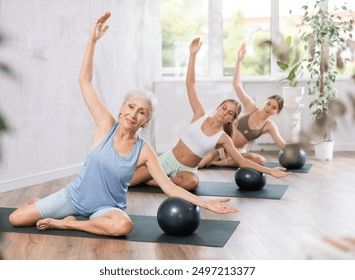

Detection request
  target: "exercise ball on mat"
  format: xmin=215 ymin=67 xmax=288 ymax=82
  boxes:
xmin=279 ymin=144 xmax=307 ymax=169
xmin=234 ymin=167 xmax=267 ymax=191
xmin=157 ymin=197 xmax=201 ymax=236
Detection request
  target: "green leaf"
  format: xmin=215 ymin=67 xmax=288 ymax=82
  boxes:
xmin=0 ymin=115 xmax=8 ymax=132
xmin=277 ymin=61 xmax=289 ymax=71
xmin=285 ymin=36 xmax=292 ymax=46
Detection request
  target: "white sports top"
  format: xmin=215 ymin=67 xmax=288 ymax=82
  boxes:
xmin=180 ymin=114 xmax=225 ymax=158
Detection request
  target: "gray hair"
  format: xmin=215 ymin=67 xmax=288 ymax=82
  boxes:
xmin=122 ymin=89 xmax=158 ymax=120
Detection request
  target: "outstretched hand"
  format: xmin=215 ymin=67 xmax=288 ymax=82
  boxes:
xmin=189 ymin=37 xmax=202 ymax=54
xmin=237 ymin=42 xmax=247 ymax=62
xmin=90 ymin=11 xmax=111 ymax=42
xmin=270 ymin=167 xmax=291 ymax=178
xmin=205 ymin=198 xmax=239 ymax=214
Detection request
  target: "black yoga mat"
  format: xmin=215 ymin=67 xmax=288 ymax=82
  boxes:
xmin=264 ymin=162 xmax=312 ymax=173
xmin=130 ymin=181 xmax=288 ymax=200
xmin=200 ymin=162 xmax=312 ymax=173
xmin=199 ymin=165 xmax=237 ymax=170
xmin=0 ymin=207 xmax=239 ymax=247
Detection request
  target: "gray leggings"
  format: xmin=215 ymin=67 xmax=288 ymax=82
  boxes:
xmin=35 ymin=188 xmax=123 ymax=220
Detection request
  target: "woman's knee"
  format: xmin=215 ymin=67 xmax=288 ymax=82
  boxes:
xmin=244 ymin=153 xmax=266 ymax=165
xmin=9 ymin=211 xmax=32 ymax=227
xmin=182 ymin=174 xmax=199 ymax=192
xmin=130 ymin=166 xmax=151 ymax=186
xmin=111 ymin=219 xmax=133 ymax=236
xmin=8 ymin=206 xmax=41 ymax=227
xmin=107 ymin=214 xmax=133 ymax=236
xmin=255 ymin=155 xmax=266 ymax=165
xmin=8 ymin=211 xmax=19 ymax=226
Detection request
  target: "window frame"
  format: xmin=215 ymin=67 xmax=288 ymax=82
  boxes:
xmin=161 ymin=0 xmax=353 ymax=80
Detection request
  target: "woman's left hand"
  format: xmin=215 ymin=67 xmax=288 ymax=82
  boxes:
xmin=205 ymin=198 xmax=239 ymax=214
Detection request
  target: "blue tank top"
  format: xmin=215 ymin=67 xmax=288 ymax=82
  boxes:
xmin=65 ymin=122 xmax=144 ymax=216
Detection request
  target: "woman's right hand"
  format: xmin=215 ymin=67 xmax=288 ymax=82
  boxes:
xmin=269 ymin=167 xmax=291 ymax=178
xmin=205 ymin=198 xmax=239 ymax=214
xmin=90 ymin=11 xmax=111 ymax=42
xmin=189 ymin=37 xmax=202 ymax=54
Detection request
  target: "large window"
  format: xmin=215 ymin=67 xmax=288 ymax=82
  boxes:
xmin=279 ymin=1 xmax=309 ymax=35
xmin=223 ymin=0 xmax=271 ymax=76
xmin=161 ymin=0 xmax=355 ymax=78
xmin=161 ymin=0 xmax=208 ymax=77
xmin=328 ymin=0 xmax=355 ymax=74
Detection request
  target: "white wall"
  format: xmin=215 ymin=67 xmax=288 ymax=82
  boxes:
xmin=0 ymin=0 xmax=161 ymax=192
xmin=1 ymin=0 xmax=354 ymax=194
xmin=153 ymin=78 xmax=355 ymax=153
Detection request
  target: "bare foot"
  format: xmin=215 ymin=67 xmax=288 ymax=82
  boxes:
xmin=324 ymin=236 xmax=355 ymax=252
xmin=36 ymin=216 xmax=76 ymax=231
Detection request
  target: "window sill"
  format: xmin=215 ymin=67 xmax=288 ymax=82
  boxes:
xmin=155 ymin=74 xmax=354 ymax=84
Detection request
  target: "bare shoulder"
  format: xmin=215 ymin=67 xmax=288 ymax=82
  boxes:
xmin=91 ymin=119 xmax=116 ymax=147
xmin=191 ymin=110 xmax=206 ymax=122
xmin=243 ymin=104 xmax=258 ymax=115
xmin=136 ymin=143 xmax=157 ymax=166
xmin=263 ymin=119 xmax=278 ymax=132
xmin=217 ymin=132 xmax=233 ymax=146
xmin=142 ymin=142 xmax=157 ymax=153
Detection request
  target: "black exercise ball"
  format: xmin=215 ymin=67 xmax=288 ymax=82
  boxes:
xmin=234 ymin=167 xmax=267 ymax=191
xmin=279 ymin=144 xmax=307 ymax=169
xmin=157 ymin=197 xmax=201 ymax=236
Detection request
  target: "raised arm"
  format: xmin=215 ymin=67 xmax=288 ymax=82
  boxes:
xmin=232 ymin=43 xmax=256 ymax=112
xmin=265 ymin=121 xmax=287 ymax=149
xmin=139 ymin=144 xmax=238 ymax=214
xmin=218 ymin=134 xmax=291 ymax=178
xmin=186 ymin=38 xmax=205 ymax=121
xmin=78 ymin=12 xmax=115 ymax=131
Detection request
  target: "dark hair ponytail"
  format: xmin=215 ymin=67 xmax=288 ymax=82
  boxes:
xmin=223 ymin=122 xmax=233 ymax=137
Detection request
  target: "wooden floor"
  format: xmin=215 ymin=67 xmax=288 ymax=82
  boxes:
xmin=0 ymin=151 xmax=354 ymax=260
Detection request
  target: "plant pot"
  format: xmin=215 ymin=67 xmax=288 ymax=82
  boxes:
xmin=314 ymin=141 xmax=334 ymax=161
xmin=282 ymin=87 xmax=305 ymax=143
xmin=282 ymin=86 xmax=305 ymax=103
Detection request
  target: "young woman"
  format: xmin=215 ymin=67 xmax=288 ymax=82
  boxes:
xmin=8 ymin=12 xmax=238 ymax=237
xmin=130 ymin=38 xmax=290 ymax=192
xmin=199 ymin=43 xmax=287 ymax=168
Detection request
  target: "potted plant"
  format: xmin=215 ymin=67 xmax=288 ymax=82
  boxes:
xmin=272 ymin=35 xmax=304 ymax=88
xmin=270 ymin=35 xmax=306 ymax=143
xmin=298 ymin=0 xmax=354 ymax=160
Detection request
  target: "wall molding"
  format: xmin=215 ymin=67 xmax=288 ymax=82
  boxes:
xmin=0 ymin=163 xmax=83 ymax=194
